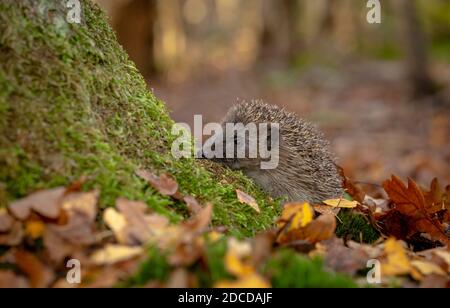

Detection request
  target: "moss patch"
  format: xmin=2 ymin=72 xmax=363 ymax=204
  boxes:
xmin=0 ymin=0 xmax=279 ymax=237
xmin=336 ymin=209 xmax=380 ymax=244
xmin=263 ymin=249 xmax=357 ymax=288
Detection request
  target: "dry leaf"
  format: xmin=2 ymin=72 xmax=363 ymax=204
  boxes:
xmin=9 ymin=187 xmax=65 ymax=220
xmin=0 ymin=221 xmax=24 ymax=246
xmin=323 ymin=198 xmax=358 ymax=208
xmin=288 ymin=202 xmax=314 ymax=231
xmin=62 ymin=190 xmax=99 ymax=222
xmin=25 ymin=220 xmax=45 ymax=239
xmin=0 ymin=270 xmax=29 ymax=288
xmin=434 ymin=250 xmax=450 ymax=267
xmin=136 ymin=169 xmax=179 ymax=196
xmin=183 ymin=195 xmax=203 ymax=215
xmin=236 ymin=189 xmax=260 ymax=213
xmin=90 ymin=244 xmax=143 ymax=265
xmin=323 ymin=238 xmax=369 ymax=276
xmin=0 ymin=208 xmax=14 ymax=232
xmin=13 ymin=249 xmax=54 ymax=288
xmin=382 ymin=176 xmax=448 ymax=245
xmin=313 ymin=204 xmax=340 ymax=216
xmin=411 ymin=260 xmax=446 ymax=276
xmin=381 ymin=238 xmax=411 ymax=276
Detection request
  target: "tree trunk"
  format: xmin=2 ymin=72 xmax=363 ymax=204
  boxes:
xmin=393 ymin=0 xmax=437 ymax=98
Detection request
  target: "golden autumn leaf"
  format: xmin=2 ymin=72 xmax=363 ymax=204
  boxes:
xmin=25 ymin=221 xmax=45 ymax=239
xmin=289 ymin=202 xmax=314 ymax=231
xmin=381 ymin=238 xmax=411 ymax=276
xmin=90 ymin=244 xmax=143 ymax=265
xmin=323 ymin=198 xmax=358 ymax=208
xmin=236 ymin=189 xmax=260 ymax=213
xmin=277 ymin=202 xmax=312 ymax=229
xmin=411 ymin=260 xmax=446 ymax=276
xmin=224 ymin=251 xmax=255 ymax=277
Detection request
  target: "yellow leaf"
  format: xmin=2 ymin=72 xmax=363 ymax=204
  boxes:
xmin=381 ymin=238 xmax=411 ymax=276
xmin=90 ymin=244 xmax=142 ymax=265
xmin=224 ymin=251 xmax=254 ymax=277
xmin=289 ymin=202 xmax=313 ymax=231
xmin=215 ymin=273 xmax=270 ymax=288
xmin=25 ymin=221 xmax=45 ymax=239
xmin=103 ymin=208 xmax=127 ymax=244
xmin=323 ymin=199 xmax=358 ymax=208
xmin=278 ymin=202 xmax=312 ymax=229
xmin=236 ymin=189 xmax=260 ymax=213
xmin=434 ymin=250 xmax=450 ymax=267
xmin=411 ymin=260 xmax=446 ymax=276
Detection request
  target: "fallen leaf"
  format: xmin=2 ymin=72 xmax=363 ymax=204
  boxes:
xmin=323 ymin=238 xmax=369 ymax=276
xmin=289 ymin=202 xmax=314 ymax=231
xmin=434 ymin=250 xmax=450 ymax=267
xmin=313 ymin=204 xmax=340 ymax=216
xmin=277 ymin=202 xmax=311 ymax=229
xmin=62 ymin=190 xmax=99 ymax=222
xmin=382 ymin=176 xmax=448 ymax=245
xmin=302 ymin=214 xmax=336 ymax=243
xmin=136 ymin=169 xmax=179 ymax=196
xmin=323 ymin=198 xmax=358 ymax=208
xmin=236 ymin=189 xmax=260 ymax=213
xmin=381 ymin=238 xmax=411 ymax=276
xmin=43 ymin=227 xmax=79 ymax=264
xmin=49 ymin=212 xmax=96 ymax=245
xmin=0 ymin=208 xmax=14 ymax=232
xmin=104 ymin=208 xmax=128 ymax=244
xmin=9 ymin=187 xmax=65 ymax=220
xmin=411 ymin=260 xmax=446 ymax=276
xmin=215 ymin=273 xmax=270 ymax=288
xmin=13 ymin=249 xmax=54 ymax=288
xmin=166 ymin=268 xmax=190 ymax=288
xmin=25 ymin=220 xmax=45 ymax=239
xmin=90 ymin=244 xmax=143 ymax=265
xmin=0 ymin=221 xmax=24 ymax=246
xmin=0 ymin=270 xmax=29 ymax=288
xmin=183 ymin=196 xmax=203 ymax=215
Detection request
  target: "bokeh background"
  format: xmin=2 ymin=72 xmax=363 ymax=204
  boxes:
xmin=95 ymin=0 xmax=450 ymax=186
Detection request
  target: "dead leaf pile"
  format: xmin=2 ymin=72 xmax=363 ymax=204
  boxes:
xmin=0 ymin=169 xmax=448 ymax=288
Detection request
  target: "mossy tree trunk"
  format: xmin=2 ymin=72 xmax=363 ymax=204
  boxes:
xmin=0 ymin=0 xmax=278 ymax=237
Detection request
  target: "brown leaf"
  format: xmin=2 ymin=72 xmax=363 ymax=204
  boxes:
xmin=183 ymin=203 xmax=213 ymax=234
xmin=116 ymin=198 xmax=154 ymax=244
xmin=13 ymin=249 xmax=54 ymax=288
xmin=382 ymin=176 xmax=448 ymax=245
xmin=166 ymin=268 xmax=190 ymax=288
xmin=0 ymin=221 xmax=24 ymax=246
xmin=323 ymin=238 xmax=369 ymax=276
xmin=43 ymin=227 xmax=79 ymax=264
xmin=0 ymin=208 xmax=14 ymax=232
xmin=0 ymin=270 xmax=29 ymax=288
xmin=136 ymin=169 xmax=179 ymax=196
xmin=9 ymin=187 xmax=65 ymax=220
xmin=62 ymin=190 xmax=99 ymax=223
xmin=49 ymin=212 xmax=96 ymax=245
xmin=236 ymin=189 xmax=260 ymax=213
xmin=183 ymin=195 xmax=203 ymax=215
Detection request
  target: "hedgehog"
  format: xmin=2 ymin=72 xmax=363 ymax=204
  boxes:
xmin=202 ymin=100 xmax=343 ymax=204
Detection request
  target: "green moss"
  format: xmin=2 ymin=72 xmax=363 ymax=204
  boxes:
xmin=0 ymin=0 xmax=279 ymax=237
xmin=196 ymin=237 xmax=234 ymax=286
xmin=121 ymin=246 xmax=171 ymax=287
xmin=263 ymin=249 xmax=357 ymax=288
xmin=336 ymin=209 xmax=380 ymax=243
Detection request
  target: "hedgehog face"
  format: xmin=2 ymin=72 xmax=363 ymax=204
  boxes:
xmin=202 ymin=120 xmax=280 ymax=171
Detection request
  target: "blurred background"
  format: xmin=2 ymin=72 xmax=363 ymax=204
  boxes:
xmin=95 ymin=0 xmax=450 ymax=186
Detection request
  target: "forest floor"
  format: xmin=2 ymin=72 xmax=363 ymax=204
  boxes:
xmin=153 ymin=59 xmax=450 ymax=192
